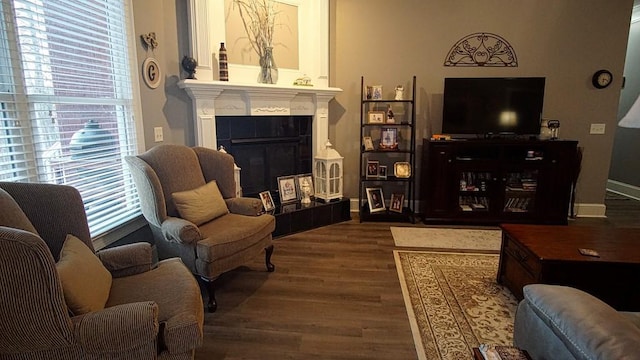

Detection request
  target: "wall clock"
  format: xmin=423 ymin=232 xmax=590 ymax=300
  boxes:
xmin=592 ymin=69 xmax=613 ymax=89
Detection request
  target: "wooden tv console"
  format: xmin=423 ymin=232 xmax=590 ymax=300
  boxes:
xmin=497 ymin=224 xmax=640 ymax=311
xmin=421 ymin=138 xmax=579 ymax=225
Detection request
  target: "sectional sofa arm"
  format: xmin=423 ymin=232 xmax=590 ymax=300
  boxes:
xmin=72 ymin=301 xmax=159 ymax=354
xmin=161 ymin=217 xmax=202 ymax=244
xmin=97 ymin=242 xmax=153 ymax=278
xmin=514 ymin=284 xmax=640 ymax=360
xmin=225 ymin=197 xmax=263 ymax=216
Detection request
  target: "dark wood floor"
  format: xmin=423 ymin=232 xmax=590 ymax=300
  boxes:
xmin=195 ymin=195 xmax=640 ymax=359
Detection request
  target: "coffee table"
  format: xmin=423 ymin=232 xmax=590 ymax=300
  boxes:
xmin=497 ymin=224 xmax=640 ymax=311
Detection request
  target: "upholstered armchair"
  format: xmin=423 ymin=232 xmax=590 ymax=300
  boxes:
xmin=125 ymin=144 xmax=275 ymax=312
xmin=0 ymin=182 xmax=203 ymax=360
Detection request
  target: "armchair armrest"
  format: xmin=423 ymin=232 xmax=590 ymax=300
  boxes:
xmin=515 ymin=284 xmax=640 ymax=360
xmin=161 ymin=217 xmax=201 ymax=244
xmin=97 ymin=242 xmax=153 ymax=278
xmin=226 ymin=197 xmax=263 ymax=216
xmin=73 ymin=301 xmax=158 ymax=354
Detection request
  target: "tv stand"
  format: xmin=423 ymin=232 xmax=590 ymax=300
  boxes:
xmin=420 ymin=138 xmax=579 ymax=225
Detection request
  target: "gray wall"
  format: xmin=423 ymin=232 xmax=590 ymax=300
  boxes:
xmin=132 ymin=0 xmax=634 ymax=207
xmin=610 ymin=16 xmax=640 ymax=187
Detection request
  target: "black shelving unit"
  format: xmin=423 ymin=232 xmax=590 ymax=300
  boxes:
xmin=358 ymin=76 xmax=416 ymax=222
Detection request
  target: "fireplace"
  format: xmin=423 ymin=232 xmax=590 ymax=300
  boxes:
xmin=216 ymin=115 xmax=312 ymax=200
xmin=177 ymin=81 xmax=348 ymax=236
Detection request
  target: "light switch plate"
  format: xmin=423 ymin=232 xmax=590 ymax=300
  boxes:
xmin=590 ymin=123 xmax=605 ymax=134
xmin=154 ymin=127 xmax=164 ymax=142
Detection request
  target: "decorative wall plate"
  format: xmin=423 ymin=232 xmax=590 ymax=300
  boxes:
xmin=394 ymin=162 xmax=411 ymax=178
xmin=142 ymin=57 xmax=161 ymax=89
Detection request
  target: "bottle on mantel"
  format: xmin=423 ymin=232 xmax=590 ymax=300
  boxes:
xmin=219 ymin=42 xmax=229 ymax=81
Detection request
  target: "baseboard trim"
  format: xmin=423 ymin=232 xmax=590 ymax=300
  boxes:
xmin=573 ymin=203 xmax=607 ymax=218
xmin=607 ymin=179 xmax=640 ymax=201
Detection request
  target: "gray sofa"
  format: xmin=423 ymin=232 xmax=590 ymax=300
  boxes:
xmin=514 ymin=284 xmax=640 ymax=360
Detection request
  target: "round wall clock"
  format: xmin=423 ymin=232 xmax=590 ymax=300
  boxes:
xmin=142 ymin=57 xmax=162 ymax=89
xmin=592 ymin=69 xmax=613 ymax=89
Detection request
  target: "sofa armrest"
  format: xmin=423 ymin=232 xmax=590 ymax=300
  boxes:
xmin=97 ymin=242 xmax=153 ymax=278
xmin=225 ymin=197 xmax=263 ymax=216
xmin=73 ymin=301 xmax=158 ymax=354
xmin=514 ymin=284 xmax=640 ymax=360
xmin=161 ymin=217 xmax=201 ymax=244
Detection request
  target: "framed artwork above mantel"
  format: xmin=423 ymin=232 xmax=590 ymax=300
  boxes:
xmin=185 ymin=0 xmax=330 ymax=86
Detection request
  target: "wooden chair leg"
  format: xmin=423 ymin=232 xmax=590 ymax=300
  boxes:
xmin=202 ymin=277 xmax=217 ymax=312
xmin=265 ymin=244 xmax=275 ymax=272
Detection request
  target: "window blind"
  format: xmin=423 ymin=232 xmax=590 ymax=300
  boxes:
xmin=0 ymin=0 xmax=142 ymax=237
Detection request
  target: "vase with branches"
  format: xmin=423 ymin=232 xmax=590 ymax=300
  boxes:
xmin=233 ymin=0 xmax=279 ymax=84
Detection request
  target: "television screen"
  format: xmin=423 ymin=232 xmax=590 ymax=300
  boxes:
xmin=442 ymin=77 xmax=545 ymax=137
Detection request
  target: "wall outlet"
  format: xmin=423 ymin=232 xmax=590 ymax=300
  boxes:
xmin=590 ymin=123 xmax=606 ymax=135
xmin=154 ymin=127 xmax=164 ymax=142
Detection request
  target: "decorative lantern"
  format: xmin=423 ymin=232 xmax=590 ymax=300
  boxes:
xmin=314 ymin=139 xmax=343 ymax=202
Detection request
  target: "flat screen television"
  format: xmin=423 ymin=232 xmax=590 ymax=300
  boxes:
xmin=442 ymin=77 xmax=545 ymax=137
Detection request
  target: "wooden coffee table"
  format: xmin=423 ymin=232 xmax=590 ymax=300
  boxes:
xmin=497 ymin=224 xmax=640 ymax=311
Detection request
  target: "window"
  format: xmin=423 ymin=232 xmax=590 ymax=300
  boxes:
xmin=0 ymin=0 xmax=142 ymax=237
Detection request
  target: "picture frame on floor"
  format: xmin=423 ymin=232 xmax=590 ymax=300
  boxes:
xmin=259 ymin=190 xmax=275 ymax=212
xmin=366 ymin=187 xmax=386 ymax=213
xmin=277 ymin=175 xmax=298 ymax=203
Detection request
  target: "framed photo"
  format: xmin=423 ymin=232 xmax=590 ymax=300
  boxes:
xmin=277 ymin=175 xmax=298 ymax=203
xmin=363 ymin=136 xmax=375 ymax=151
xmin=366 ymin=160 xmax=379 ymax=179
xmin=367 ymin=111 xmax=385 ymax=124
xmin=394 ymin=162 xmax=411 ymax=178
xmin=380 ymin=127 xmax=398 ymax=150
xmin=378 ymin=165 xmax=387 ymax=179
xmin=371 ymin=85 xmax=383 ymax=100
xmin=366 ymin=187 xmax=386 ymax=213
xmin=295 ymin=173 xmax=314 ymax=198
xmin=259 ymin=190 xmax=275 ymax=212
xmin=390 ymin=193 xmax=405 ymax=213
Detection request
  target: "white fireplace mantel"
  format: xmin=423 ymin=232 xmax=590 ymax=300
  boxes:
xmin=177 ymin=79 xmax=342 ymax=157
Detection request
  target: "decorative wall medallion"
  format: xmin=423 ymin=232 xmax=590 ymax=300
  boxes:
xmin=444 ymin=32 xmax=518 ymax=67
xmin=142 ymin=57 xmax=161 ymax=89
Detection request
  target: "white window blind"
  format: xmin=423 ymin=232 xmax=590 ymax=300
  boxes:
xmin=0 ymin=0 xmax=142 ymax=237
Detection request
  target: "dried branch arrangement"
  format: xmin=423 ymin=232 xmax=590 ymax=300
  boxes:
xmin=233 ymin=0 xmax=279 ymax=59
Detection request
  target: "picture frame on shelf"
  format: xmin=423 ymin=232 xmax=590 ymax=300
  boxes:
xmin=295 ymin=173 xmax=314 ymax=198
xmin=394 ymin=162 xmax=411 ymax=178
xmin=379 ymin=127 xmax=398 ymax=150
xmin=259 ymin=190 xmax=275 ymax=212
xmin=367 ymin=111 xmax=385 ymax=124
xmin=371 ymin=85 xmax=383 ymax=100
xmin=363 ymin=136 xmax=375 ymax=151
xmin=390 ymin=193 xmax=405 ymax=213
xmin=378 ymin=165 xmax=387 ymax=179
xmin=277 ymin=175 xmax=298 ymax=203
xmin=366 ymin=160 xmax=379 ymax=179
xmin=366 ymin=187 xmax=386 ymax=213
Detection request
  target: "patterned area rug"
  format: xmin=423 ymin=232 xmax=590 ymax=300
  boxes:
xmin=391 ymin=227 xmax=502 ymax=251
xmin=394 ymin=250 xmax=518 ymax=360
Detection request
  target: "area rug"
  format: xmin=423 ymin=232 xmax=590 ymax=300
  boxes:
xmin=394 ymin=250 xmax=518 ymax=360
xmin=391 ymin=226 xmax=502 ymax=251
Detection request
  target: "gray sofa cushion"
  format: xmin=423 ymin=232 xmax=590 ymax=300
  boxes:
xmin=516 ymin=284 xmax=640 ymax=360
